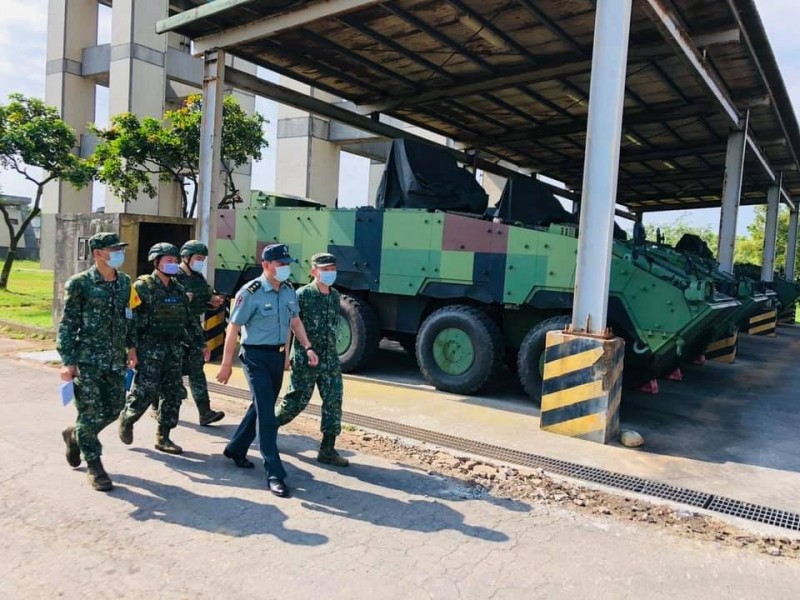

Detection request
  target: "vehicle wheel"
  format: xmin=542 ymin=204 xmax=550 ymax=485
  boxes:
xmin=517 ymin=315 xmax=571 ymax=404
xmin=337 ymin=294 xmax=381 ymax=372
xmin=416 ymin=305 xmax=503 ymax=394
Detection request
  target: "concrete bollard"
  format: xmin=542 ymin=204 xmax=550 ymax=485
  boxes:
xmin=540 ymin=331 xmax=624 ymax=444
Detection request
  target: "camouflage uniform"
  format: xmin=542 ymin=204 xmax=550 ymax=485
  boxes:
xmin=277 ymin=281 xmax=343 ymax=435
xmin=175 ymin=265 xmax=223 ymax=424
xmin=57 ymin=262 xmax=136 ymax=463
xmin=120 ymin=270 xmax=203 ymax=444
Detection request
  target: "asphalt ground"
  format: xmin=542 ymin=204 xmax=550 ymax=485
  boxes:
xmin=2 ymin=347 xmax=800 ymax=599
xmin=202 ymin=325 xmax=800 ymax=518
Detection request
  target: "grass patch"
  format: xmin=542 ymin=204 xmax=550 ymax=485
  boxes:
xmin=0 ymin=260 xmax=54 ymax=330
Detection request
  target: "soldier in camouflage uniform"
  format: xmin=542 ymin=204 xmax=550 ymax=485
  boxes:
xmin=118 ymin=242 xmax=204 ymax=455
xmin=276 ymin=252 xmax=349 ymax=467
xmin=175 ymin=240 xmax=225 ymax=426
xmin=57 ymin=232 xmax=138 ymax=491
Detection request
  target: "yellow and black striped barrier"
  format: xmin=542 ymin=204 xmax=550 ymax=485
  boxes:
xmin=746 ymin=309 xmax=777 ymax=337
xmin=204 ymin=302 xmax=229 ymax=360
xmin=540 ymin=331 xmax=624 ymax=444
xmin=705 ymin=328 xmax=738 ymax=363
xmin=778 ymin=304 xmax=797 ymax=325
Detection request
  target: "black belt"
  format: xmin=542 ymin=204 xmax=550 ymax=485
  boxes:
xmin=242 ymin=344 xmax=285 ymax=352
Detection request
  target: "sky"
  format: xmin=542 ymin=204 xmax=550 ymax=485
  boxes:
xmin=1 ymin=0 xmax=799 ymax=236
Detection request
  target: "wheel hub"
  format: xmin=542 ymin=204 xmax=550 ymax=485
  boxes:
xmin=432 ymin=328 xmax=475 ymax=375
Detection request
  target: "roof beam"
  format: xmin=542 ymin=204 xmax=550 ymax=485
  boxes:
xmin=157 ymin=0 xmax=257 ymax=34
xmin=461 ymin=101 xmax=714 ymax=146
xmin=185 ymin=0 xmax=384 ymax=54
xmin=641 ymin=0 xmax=742 ymax=127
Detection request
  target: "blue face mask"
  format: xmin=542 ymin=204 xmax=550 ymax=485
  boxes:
xmin=190 ymin=259 xmax=205 ymax=273
xmin=105 ymin=250 xmax=125 ymax=269
xmin=274 ymin=265 xmax=292 ymax=282
xmin=319 ymin=270 xmax=337 ymax=286
xmin=160 ymin=262 xmax=180 ymax=276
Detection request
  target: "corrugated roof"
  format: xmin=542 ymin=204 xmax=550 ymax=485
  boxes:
xmin=161 ymin=0 xmax=800 ymax=211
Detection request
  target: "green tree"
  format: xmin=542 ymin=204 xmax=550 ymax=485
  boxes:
xmin=91 ymin=94 xmax=268 ymax=218
xmin=643 ymin=216 xmax=719 ymax=251
xmin=0 ymin=93 xmax=92 ymax=289
xmin=733 ymin=205 xmax=796 ymax=273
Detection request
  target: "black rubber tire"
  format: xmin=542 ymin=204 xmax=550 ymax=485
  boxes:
xmin=337 ymin=294 xmax=381 ymax=372
xmin=517 ymin=315 xmax=572 ymax=404
xmin=416 ymin=305 xmax=503 ymax=394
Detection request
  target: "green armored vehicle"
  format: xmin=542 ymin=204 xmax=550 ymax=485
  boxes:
xmin=643 ymin=234 xmax=769 ymax=355
xmin=213 ymin=140 xmax=737 ymax=400
xmin=735 ymin=262 xmax=800 ymax=323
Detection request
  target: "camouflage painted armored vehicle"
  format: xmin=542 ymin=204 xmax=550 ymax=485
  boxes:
xmin=643 ymin=234 xmax=767 ymax=356
xmin=735 ymin=262 xmax=799 ymax=323
xmin=213 ymin=140 xmax=735 ymax=400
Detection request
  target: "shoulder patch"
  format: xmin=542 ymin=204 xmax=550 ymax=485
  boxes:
xmin=246 ymin=280 xmax=262 ymax=294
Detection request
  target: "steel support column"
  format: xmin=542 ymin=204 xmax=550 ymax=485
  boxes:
xmin=717 ymin=119 xmax=749 ymax=274
xmin=761 ymin=183 xmax=781 ymax=282
xmin=197 ymin=49 xmax=225 ymax=279
xmin=786 ymin=208 xmax=799 ymax=281
xmin=571 ymin=0 xmax=633 ymax=334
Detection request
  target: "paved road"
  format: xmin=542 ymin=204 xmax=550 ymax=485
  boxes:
xmin=1 ymin=353 xmax=799 ymax=599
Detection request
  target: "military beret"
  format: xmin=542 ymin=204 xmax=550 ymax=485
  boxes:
xmin=262 ymin=243 xmax=297 ymax=263
xmin=89 ymin=232 xmax=128 ymax=251
xmin=311 ymin=252 xmax=336 ymax=267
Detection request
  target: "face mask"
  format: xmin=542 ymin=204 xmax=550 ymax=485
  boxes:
xmin=319 ymin=271 xmax=337 ymax=286
xmin=274 ymin=265 xmax=292 ymax=282
xmin=105 ymin=250 xmax=125 ymax=269
xmin=190 ymin=260 xmax=205 ymax=273
xmin=160 ymin=262 xmax=180 ymax=276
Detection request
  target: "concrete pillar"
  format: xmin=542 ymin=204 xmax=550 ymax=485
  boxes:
xmin=198 ymin=50 xmax=225 ymax=283
xmin=41 ymin=0 xmax=98 ymax=269
xmin=275 ymin=80 xmax=340 ymax=206
xmin=717 ymin=119 xmax=749 ymax=274
xmin=761 ymin=184 xmax=780 ymax=282
xmin=571 ymin=0 xmax=633 ymax=334
xmin=786 ymin=208 xmax=799 ymax=280
xmin=367 ymin=159 xmax=384 ymax=207
xmin=105 ymin=0 xmax=174 ymax=216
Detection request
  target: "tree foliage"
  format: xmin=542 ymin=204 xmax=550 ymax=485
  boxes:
xmin=91 ymin=94 xmax=268 ymax=218
xmin=644 ymin=217 xmax=719 ymax=251
xmin=0 ymin=93 xmax=93 ymax=289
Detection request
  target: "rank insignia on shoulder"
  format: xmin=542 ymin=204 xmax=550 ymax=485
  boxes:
xmin=246 ymin=280 xmax=262 ymax=294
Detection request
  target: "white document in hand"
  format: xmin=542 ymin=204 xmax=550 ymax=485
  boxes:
xmin=60 ymin=381 xmax=75 ymax=406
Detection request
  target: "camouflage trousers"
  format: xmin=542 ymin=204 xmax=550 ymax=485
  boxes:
xmin=276 ymin=356 xmax=343 ymax=436
xmin=182 ymin=342 xmax=211 ymax=416
xmin=122 ymin=338 xmax=187 ymax=429
xmin=73 ymin=364 xmax=126 ymax=462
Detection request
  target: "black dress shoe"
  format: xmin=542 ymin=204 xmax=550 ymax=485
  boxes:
xmin=268 ymin=478 xmax=288 ymax=497
xmin=223 ymin=448 xmax=255 ymax=469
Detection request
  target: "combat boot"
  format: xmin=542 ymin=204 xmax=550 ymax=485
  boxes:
xmin=118 ymin=414 xmax=134 ymax=445
xmin=86 ymin=458 xmax=113 ymax=491
xmin=155 ymin=425 xmax=183 ymax=455
xmin=317 ymin=433 xmax=349 ymax=467
xmin=61 ymin=426 xmax=81 ymax=467
xmin=199 ymin=409 xmax=225 ymax=426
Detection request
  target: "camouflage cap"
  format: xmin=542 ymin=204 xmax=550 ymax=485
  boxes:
xmin=311 ymin=252 xmax=336 ymax=267
xmin=89 ymin=232 xmax=128 ymax=251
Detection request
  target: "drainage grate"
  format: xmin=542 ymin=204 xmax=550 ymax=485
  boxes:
xmin=206 ymin=381 xmax=800 ymax=532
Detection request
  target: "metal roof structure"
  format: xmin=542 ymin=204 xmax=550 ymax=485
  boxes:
xmin=158 ymin=0 xmax=800 ymax=213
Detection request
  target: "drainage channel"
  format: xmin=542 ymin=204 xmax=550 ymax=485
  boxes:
xmin=206 ymin=381 xmax=800 ymax=533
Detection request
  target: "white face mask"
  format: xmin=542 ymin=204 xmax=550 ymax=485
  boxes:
xmin=318 ymin=270 xmax=337 ymax=286
xmin=274 ymin=265 xmax=292 ymax=282
xmin=105 ymin=250 xmax=125 ymax=269
xmin=190 ymin=259 xmax=205 ymax=273
xmin=160 ymin=262 xmax=180 ymax=276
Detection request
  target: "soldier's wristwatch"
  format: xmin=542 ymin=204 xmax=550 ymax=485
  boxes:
xmin=305 ymin=346 xmax=314 ymax=353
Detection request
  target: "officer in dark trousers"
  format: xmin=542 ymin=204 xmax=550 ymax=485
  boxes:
xmin=216 ymin=243 xmax=318 ymax=498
